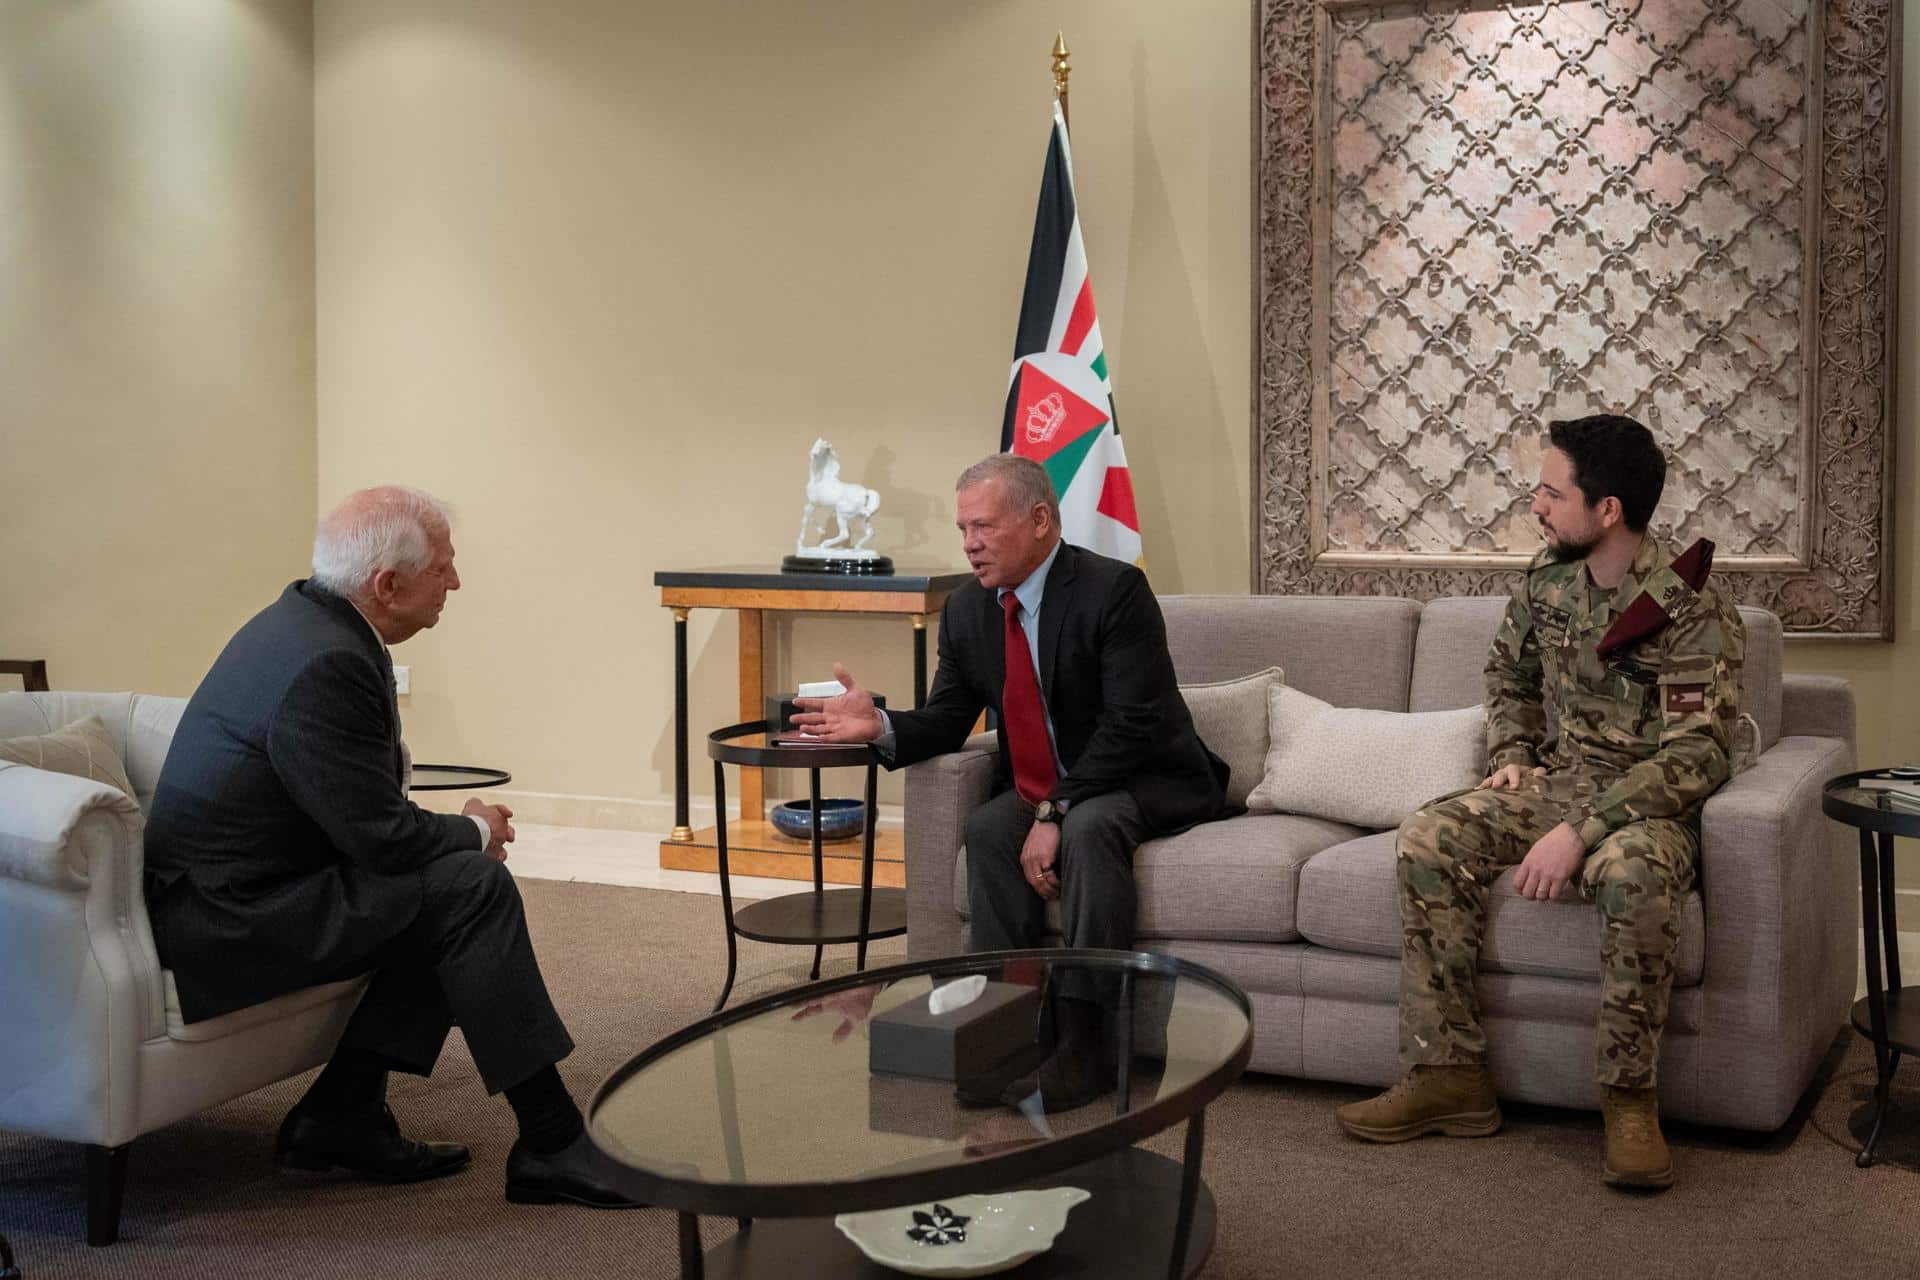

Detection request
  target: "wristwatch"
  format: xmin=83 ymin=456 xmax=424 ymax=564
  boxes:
xmin=1033 ymin=798 xmax=1070 ymax=824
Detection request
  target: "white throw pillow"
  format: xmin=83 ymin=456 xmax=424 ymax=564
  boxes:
xmin=1178 ymin=666 xmax=1283 ymax=809
xmin=1244 ymin=686 xmax=1485 ymax=828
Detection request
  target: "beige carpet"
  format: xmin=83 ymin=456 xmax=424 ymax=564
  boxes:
xmin=4 ymin=877 xmax=1918 ymax=1279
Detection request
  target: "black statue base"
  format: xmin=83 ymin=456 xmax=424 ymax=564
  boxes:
xmin=781 ymin=554 xmax=895 ymax=576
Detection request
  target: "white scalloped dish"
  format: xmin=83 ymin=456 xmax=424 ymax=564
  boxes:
xmin=833 ymin=1186 xmax=1091 ymax=1277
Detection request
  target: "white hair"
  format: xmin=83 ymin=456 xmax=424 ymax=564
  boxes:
xmin=310 ymin=486 xmax=451 ymax=599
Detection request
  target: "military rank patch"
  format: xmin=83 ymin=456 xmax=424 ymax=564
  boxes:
xmin=1531 ymin=602 xmax=1571 ymax=638
xmin=1665 ymin=684 xmax=1707 ymax=715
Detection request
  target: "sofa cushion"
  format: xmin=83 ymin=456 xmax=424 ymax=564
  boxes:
xmin=0 ymin=714 xmax=136 ymax=799
xmin=1179 ymin=667 xmax=1282 ymax=809
xmin=1245 ymin=686 xmax=1484 ymax=827
xmin=1294 ymin=831 xmax=1705 ymax=986
xmin=954 ymin=812 xmax=1367 ymax=943
xmin=1410 ymin=598 xmax=1785 ymax=751
xmin=1160 ymin=595 xmax=1420 ymax=710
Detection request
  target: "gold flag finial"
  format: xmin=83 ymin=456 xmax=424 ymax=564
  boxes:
xmin=1052 ymin=32 xmax=1071 ymax=132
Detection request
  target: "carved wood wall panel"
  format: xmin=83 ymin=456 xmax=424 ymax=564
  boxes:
xmin=1254 ymin=0 xmax=1899 ymax=637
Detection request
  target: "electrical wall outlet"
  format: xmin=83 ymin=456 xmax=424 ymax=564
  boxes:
xmin=392 ymin=665 xmax=410 ymax=695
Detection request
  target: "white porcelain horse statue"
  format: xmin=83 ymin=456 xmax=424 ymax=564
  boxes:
xmin=796 ymin=438 xmax=881 ymax=557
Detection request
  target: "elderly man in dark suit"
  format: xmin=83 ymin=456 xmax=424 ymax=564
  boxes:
xmin=794 ymin=454 xmax=1228 ymax=1111
xmin=144 ymin=486 xmax=633 ymax=1209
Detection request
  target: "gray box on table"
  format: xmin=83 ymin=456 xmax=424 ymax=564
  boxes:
xmin=868 ymin=981 xmax=1040 ymax=1081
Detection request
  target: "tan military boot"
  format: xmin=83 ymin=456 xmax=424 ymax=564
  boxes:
xmin=1601 ymin=1086 xmax=1674 ymax=1189
xmin=1335 ymin=1065 xmax=1502 ymax=1142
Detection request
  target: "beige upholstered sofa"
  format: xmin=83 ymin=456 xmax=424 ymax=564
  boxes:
xmin=0 ymin=691 xmax=366 ymax=1244
xmin=901 ymin=596 xmax=1858 ymax=1131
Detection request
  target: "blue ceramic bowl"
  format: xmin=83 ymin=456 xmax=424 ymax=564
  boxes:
xmin=770 ymin=797 xmax=866 ymax=843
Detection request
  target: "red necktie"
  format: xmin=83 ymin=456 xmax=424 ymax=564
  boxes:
xmin=1001 ymin=593 xmax=1058 ymax=806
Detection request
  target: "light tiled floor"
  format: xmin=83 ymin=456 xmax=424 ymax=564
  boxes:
xmin=511 ymin=823 xmax=1920 ymax=999
xmin=503 ymin=822 xmax=795 ymax=901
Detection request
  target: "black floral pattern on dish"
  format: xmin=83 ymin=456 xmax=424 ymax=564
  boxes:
xmin=906 ymin=1203 xmax=970 ymax=1246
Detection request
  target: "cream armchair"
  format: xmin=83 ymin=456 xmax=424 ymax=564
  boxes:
xmin=0 ymin=691 xmax=367 ymax=1245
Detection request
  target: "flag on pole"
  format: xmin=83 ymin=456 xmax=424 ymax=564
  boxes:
xmin=1001 ymin=101 xmax=1142 ymax=566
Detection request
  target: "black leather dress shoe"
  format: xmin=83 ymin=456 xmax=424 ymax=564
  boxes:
xmin=505 ymin=1132 xmax=645 ymax=1209
xmin=275 ymin=1104 xmax=471 ymax=1183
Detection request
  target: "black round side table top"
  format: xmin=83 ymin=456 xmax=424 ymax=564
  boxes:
xmin=408 ymin=764 xmax=512 ymax=791
xmin=1823 ymin=769 xmax=1920 ymax=837
xmin=707 ymin=720 xmax=877 ymax=769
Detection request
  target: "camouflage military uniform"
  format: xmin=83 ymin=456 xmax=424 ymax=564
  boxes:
xmin=1398 ymin=536 xmax=1745 ymax=1089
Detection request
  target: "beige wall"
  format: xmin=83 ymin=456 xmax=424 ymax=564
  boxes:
xmin=314 ymin=1 xmax=1253 ymax=807
xmin=0 ymin=1 xmax=316 ymax=695
xmin=11 ymin=1 xmax=1908 ymax=829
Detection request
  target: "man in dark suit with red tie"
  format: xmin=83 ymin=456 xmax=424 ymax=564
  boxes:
xmin=793 ymin=454 xmax=1229 ymax=1111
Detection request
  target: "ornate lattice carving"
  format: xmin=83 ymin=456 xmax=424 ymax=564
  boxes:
xmin=1254 ymin=0 xmax=1897 ymax=637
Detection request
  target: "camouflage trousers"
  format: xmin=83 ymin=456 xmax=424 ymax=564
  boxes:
xmin=1396 ymin=769 xmax=1697 ymax=1089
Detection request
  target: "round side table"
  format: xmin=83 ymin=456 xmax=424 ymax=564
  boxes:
xmin=1823 ymin=769 xmax=1920 ymax=1167
xmin=707 ymin=721 xmax=906 ymax=1012
xmin=408 ymin=764 xmax=512 ymax=791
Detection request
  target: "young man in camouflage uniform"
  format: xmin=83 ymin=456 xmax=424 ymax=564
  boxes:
xmin=1335 ymin=414 xmax=1744 ymax=1190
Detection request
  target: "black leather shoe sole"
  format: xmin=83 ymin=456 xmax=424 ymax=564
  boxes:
xmin=275 ymin=1109 xmax=471 ymax=1184
xmin=277 ymin=1142 xmax=472 ymax=1183
xmin=504 ymin=1177 xmax=646 ymax=1209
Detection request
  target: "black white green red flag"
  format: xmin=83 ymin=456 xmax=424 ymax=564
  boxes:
xmin=1001 ymin=101 xmax=1141 ymax=566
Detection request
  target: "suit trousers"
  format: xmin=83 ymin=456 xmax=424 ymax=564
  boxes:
xmin=335 ymin=851 xmax=576 ymax=1094
xmin=964 ymin=788 xmax=1149 ymax=1006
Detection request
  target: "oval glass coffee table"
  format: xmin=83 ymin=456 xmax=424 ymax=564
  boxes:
xmin=707 ymin=721 xmax=905 ymax=1012
xmin=588 ymin=949 xmax=1251 ymax=1279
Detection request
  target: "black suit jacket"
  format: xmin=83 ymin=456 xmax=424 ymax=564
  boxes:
xmin=144 ymin=580 xmax=483 ymax=1021
xmin=888 ymin=542 xmax=1228 ymax=834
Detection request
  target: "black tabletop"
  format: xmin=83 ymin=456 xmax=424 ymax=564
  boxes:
xmin=1823 ymin=769 xmax=1920 ymax=838
xmin=708 ymin=720 xmax=877 ymax=768
xmin=655 ymin=566 xmax=973 ymax=593
xmin=408 ymin=764 xmax=512 ymax=791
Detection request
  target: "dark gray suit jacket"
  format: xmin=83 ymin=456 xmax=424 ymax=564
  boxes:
xmin=888 ymin=542 xmax=1228 ymax=835
xmin=144 ymin=580 xmax=482 ymax=1021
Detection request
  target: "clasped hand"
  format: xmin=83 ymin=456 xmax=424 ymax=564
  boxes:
xmin=462 ymin=797 xmax=515 ymax=862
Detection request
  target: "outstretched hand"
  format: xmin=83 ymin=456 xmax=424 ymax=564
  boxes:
xmin=788 ymin=663 xmax=885 ymax=743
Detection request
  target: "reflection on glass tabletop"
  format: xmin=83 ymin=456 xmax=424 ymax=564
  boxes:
xmin=588 ymin=952 xmax=1249 ymax=1196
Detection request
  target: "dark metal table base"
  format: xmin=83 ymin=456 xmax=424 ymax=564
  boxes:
xmin=1853 ymin=827 xmax=1917 ymax=1167
xmin=712 ymin=736 xmax=903 ymax=1011
xmin=695 ymin=1146 xmax=1215 ymax=1279
xmin=730 ymin=888 xmax=907 ymax=946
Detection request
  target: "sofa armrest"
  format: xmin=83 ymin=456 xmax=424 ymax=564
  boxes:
xmin=1779 ymin=674 xmax=1855 ymax=746
xmin=902 ymin=735 xmax=999 ymax=960
xmin=1695 ymin=735 xmax=1855 ymax=1071
xmin=0 ymin=762 xmax=142 ymax=888
xmin=0 ymin=763 xmax=168 ymax=1143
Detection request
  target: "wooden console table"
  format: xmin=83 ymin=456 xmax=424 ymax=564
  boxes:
xmin=655 ymin=566 xmax=971 ymax=886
